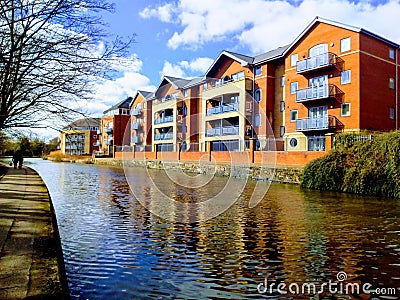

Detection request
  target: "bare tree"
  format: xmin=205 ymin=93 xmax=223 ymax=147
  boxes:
xmin=0 ymin=0 xmax=134 ymax=130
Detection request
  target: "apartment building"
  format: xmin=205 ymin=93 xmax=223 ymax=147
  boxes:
xmin=152 ymin=76 xmax=202 ymax=152
xmin=282 ymin=17 xmax=399 ymax=151
xmin=112 ymin=17 xmax=399 ymax=157
xmin=101 ymin=97 xmax=132 ymax=156
xmin=130 ymin=90 xmax=154 ymax=151
xmin=60 ymin=118 xmax=100 ymax=155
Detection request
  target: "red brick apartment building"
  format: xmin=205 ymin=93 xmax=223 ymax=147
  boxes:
xmin=130 ymin=90 xmax=154 ymax=151
xmin=101 ymin=97 xmax=132 ymax=156
xmin=111 ymin=17 xmax=399 ymax=165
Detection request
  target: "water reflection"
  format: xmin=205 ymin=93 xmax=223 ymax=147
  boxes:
xmin=26 ymin=158 xmax=400 ymax=299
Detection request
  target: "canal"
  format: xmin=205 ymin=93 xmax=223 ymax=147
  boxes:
xmin=26 ymin=158 xmax=400 ymax=299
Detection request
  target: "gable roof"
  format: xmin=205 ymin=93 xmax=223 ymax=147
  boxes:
xmin=64 ymin=117 xmax=100 ymax=130
xmin=130 ymin=90 xmax=155 ymax=107
xmin=103 ymin=96 xmax=132 ymax=114
xmin=283 ymin=16 xmax=399 ymax=56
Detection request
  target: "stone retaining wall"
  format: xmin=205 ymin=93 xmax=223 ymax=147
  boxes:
xmin=94 ymin=158 xmax=303 ymax=184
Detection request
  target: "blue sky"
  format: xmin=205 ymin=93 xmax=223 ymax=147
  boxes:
xmin=34 ymin=0 xmax=400 ymax=139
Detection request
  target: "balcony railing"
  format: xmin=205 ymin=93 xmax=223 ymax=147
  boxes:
xmin=105 ymin=127 xmax=113 ymax=134
xmin=296 ymin=52 xmax=336 ymax=74
xmin=296 ymin=84 xmax=343 ymax=103
xmin=206 ymin=125 xmax=239 ymax=137
xmin=154 ymin=132 xmax=173 ymax=140
xmin=131 ymin=122 xmax=142 ymax=130
xmin=131 ymin=108 xmax=142 ymax=116
xmin=206 ymin=103 xmax=239 ymax=116
xmin=93 ymin=141 xmax=100 ymax=147
xmin=131 ymin=136 xmax=142 ymax=144
xmin=154 ymin=115 xmax=173 ymax=124
xmin=296 ymin=116 xmax=337 ymax=131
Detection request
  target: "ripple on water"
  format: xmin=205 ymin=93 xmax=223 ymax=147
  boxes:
xmin=26 ymin=159 xmax=400 ymax=300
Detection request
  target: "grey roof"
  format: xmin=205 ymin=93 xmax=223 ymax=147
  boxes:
xmin=163 ymin=76 xmax=192 ymax=89
xmin=223 ymin=51 xmax=254 ymax=65
xmin=182 ymin=77 xmax=204 ymax=89
xmin=64 ymin=118 xmax=100 ymax=130
xmin=103 ymin=96 xmax=133 ymax=114
xmin=253 ymin=45 xmax=290 ymax=64
xmin=137 ymin=90 xmax=154 ymax=100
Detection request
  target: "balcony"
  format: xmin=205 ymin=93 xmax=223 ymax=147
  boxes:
xmin=206 ymin=125 xmax=239 ymax=137
xmin=296 ymin=116 xmax=337 ymax=132
xmin=296 ymin=52 xmax=336 ymax=74
xmin=154 ymin=115 xmax=173 ymax=125
xmin=154 ymin=132 xmax=173 ymax=141
xmin=296 ymin=84 xmax=342 ymax=103
xmin=206 ymin=103 xmax=239 ymax=116
xmin=105 ymin=139 xmax=113 ymax=146
xmin=105 ymin=127 xmax=113 ymax=134
xmin=131 ymin=136 xmax=142 ymax=144
xmin=131 ymin=121 xmax=142 ymax=130
xmin=131 ymin=108 xmax=142 ymax=116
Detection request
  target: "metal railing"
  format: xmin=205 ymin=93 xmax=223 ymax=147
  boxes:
xmin=206 ymin=103 xmax=239 ymax=116
xmin=131 ymin=122 xmax=142 ymax=130
xmin=154 ymin=115 xmax=174 ymax=124
xmin=296 ymin=116 xmax=337 ymax=131
xmin=131 ymin=108 xmax=142 ymax=116
xmin=296 ymin=52 xmax=336 ymax=74
xmin=206 ymin=125 xmax=239 ymax=137
xmin=154 ymin=132 xmax=174 ymax=140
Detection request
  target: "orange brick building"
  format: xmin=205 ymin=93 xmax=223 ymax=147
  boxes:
xmin=111 ymin=17 xmax=399 ymax=165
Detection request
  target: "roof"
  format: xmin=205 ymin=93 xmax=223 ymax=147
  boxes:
xmin=64 ymin=118 xmax=100 ymax=130
xmin=130 ymin=90 xmax=155 ymax=107
xmin=103 ymin=96 xmax=133 ymax=114
xmin=253 ymin=45 xmax=290 ymax=64
xmin=283 ymin=16 xmax=399 ymax=56
xmin=182 ymin=77 xmax=204 ymax=89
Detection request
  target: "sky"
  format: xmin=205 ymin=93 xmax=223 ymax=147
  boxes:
xmin=35 ymin=0 xmax=400 ymax=139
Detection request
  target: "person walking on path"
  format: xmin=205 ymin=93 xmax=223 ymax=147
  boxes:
xmin=12 ymin=149 xmax=23 ymax=169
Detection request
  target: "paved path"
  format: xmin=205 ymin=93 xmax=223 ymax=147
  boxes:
xmin=0 ymin=165 xmax=69 ymax=299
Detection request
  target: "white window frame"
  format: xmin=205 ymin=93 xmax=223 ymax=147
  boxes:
xmin=390 ymin=107 xmax=395 ymax=119
xmin=203 ymin=83 xmax=208 ymax=91
xmin=254 ymin=89 xmax=262 ymax=102
xmin=280 ymin=101 xmax=285 ymax=112
xmin=281 ymin=76 xmax=286 ymax=87
xmin=280 ymin=126 xmax=285 ymax=137
xmin=255 ymin=66 xmax=262 ymax=76
xmin=183 ymin=89 xmax=188 ymax=97
xmin=290 ymin=82 xmax=298 ymax=94
xmin=340 ymin=103 xmax=351 ymax=117
xmin=290 ymin=54 xmax=298 ymax=67
xmin=254 ymin=114 xmax=261 ymax=127
xmin=340 ymin=37 xmax=351 ymax=52
xmin=341 ymin=70 xmax=351 ymax=85
xmin=390 ymin=78 xmax=395 ymax=89
xmin=290 ymin=110 xmax=298 ymax=122
xmin=389 ymin=48 xmax=395 ymax=59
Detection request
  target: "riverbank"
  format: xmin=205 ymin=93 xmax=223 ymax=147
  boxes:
xmin=0 ymin=164 xmax=70 ymax=299
xmin=93 ymin=157 xmax=304 ymax=184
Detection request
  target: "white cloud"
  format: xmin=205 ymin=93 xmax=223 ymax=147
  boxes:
xmin=140 ymin=0 xmax=400 ymax=54
xmin=160 ymin=57 xmax=214 ymax=78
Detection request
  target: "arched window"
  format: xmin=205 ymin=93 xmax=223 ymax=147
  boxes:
xmin=255 ymin=89 xmax=262 ymax=102
xmin=309 ymin=44 xmax=328 ymax=57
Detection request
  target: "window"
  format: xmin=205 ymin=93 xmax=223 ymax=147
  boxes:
xmin=280 ymin=126 xmax=285 ymax=137
xmin=389 ymin=48 xmax=395 ymax=59
xmin=389 ymin=78 xmax=395 ymax=89
xmin=308 ymin=136 xmax=326 ymax=151
xmin=290 ymin=82 xmax=298 ymax=94
xmin=93 ymin=135 xmax=97 ymax=139
xmin=290 ymin=110 xmax=298 ymax=122
xmin=203 ymin=83 xmax=208 ymax=91
xmin=290 ymin=54 xmax=298 ymax=67
xmin=254 ymin=114 xmax=261 ymax=127
xmin=340 ymin=37 xmax=351 ymax=52
xmin=255 ymin=66 xmax=262 ymax=76
xmin=281 ymin=76 xmax=286 ymax=87
xmin=341 ymin=103 xmax=351 ymax=116
xmin=254 ymin=89 xmax=262 ymax=102
xmin=280 ymin=101 xmax=285 ymax=112
xmin=232 ymin=71 xmax=244 ymax=81
xmin=341 ymin=70 xmax=351 ymax=84
xmin=390 ymin=107 xmax=395 ymax=119
xmin=183 ymin=89 xmax=188 ymax=97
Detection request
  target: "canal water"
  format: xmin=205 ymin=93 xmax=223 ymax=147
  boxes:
xmin=26 ymin=158 xmax=400 ymax=299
